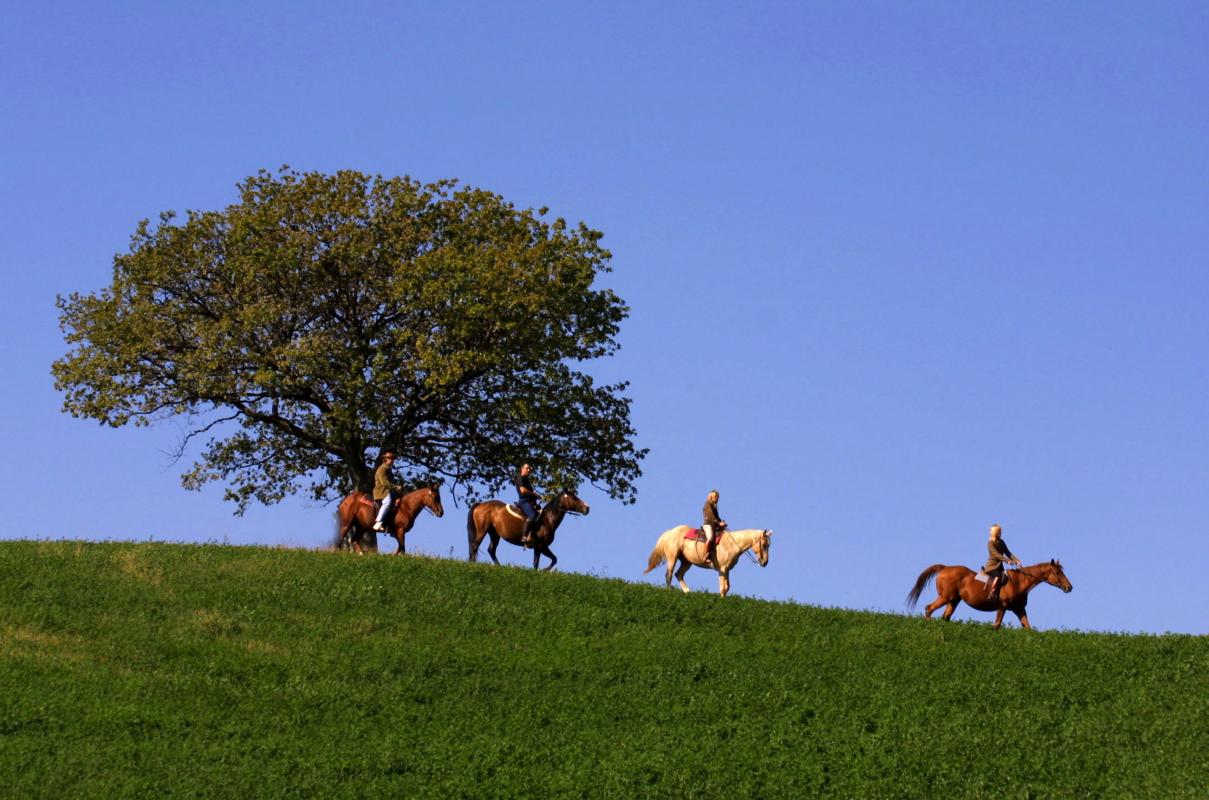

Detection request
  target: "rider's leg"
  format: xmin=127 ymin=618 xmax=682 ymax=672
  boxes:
xmin=519 ymin=498 xmax=538 ymax=545
xmin=373 ymin=492 xmax=393 ymax=531
xmin=702 ymin=524 xmax=715 ymax=563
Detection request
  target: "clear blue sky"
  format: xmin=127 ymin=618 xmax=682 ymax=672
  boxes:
xmin=3 ymin=2 xmax=1206 ymax=634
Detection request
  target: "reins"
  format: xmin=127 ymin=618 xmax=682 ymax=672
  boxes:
xmin=723 ymin=531 xmax=762 ymax=565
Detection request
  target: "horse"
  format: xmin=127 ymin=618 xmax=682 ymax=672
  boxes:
xmin=644 ymin=526 xmax=772 ymax=597
xmin=335 ymin=484 xmax=444 ymax=555
xmin=905 ymin=560 xmax=1073 ymax=630
xmin=466 ymin=488 xmax=589 ymax=570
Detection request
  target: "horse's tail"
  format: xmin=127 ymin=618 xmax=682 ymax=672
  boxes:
xmin=644 ymin=530 xmax=675 ymax=573
xmin=643 ymin=543 xmax=662 ymax=574
xmin=466 ymin=504 xmax=479 ymax=560
xmin=332 ymin=496 xmax=351 ymax=551
xmin=906 ymin=564 xmax=945 ymax=610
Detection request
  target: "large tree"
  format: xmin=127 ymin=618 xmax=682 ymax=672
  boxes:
xmin=54 ymin=169 xmax=646 ymax=512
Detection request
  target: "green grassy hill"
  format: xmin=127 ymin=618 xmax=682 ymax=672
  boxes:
xmin=1 ymin=541 xmax=1206 ymax=798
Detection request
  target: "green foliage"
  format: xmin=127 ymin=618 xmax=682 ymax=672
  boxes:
xmin=53 ymin=169 xmax=646 ymax=510
xmin=1 ymin=541 xmax=1206 ymax=798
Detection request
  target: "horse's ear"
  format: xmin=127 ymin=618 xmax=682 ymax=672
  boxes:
xmin=764 ymin=529 xmax=772 ymax=537
xmin=1050 ymin=558 xmax=1057 ymax=565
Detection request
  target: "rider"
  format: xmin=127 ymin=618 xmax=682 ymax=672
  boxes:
xmin=516 ymin=463 xmax=541 ymax=546
xmin=372 ymin=450 xmax=405 ymax=532
xmin=981 ymin=523 xmax=1021 ymax=600
xmin=701 ymin=489 xmax=727 ymax=563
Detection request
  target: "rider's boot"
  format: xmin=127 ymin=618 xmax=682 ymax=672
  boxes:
xmin=520 ymin=519 xmax=536 ymax=547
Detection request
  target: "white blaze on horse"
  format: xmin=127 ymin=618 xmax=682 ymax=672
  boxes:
xmin=644 ymin=525 xmax=772 ymax=597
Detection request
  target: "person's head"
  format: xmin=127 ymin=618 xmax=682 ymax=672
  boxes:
xmin=989 ymin=523 xmax=1002 ymax=540
xmin=380 ymin=450 xmax=396 ymax=465
xmin=520 ymin=463 xmax=531 ymax=476
xmin=708 ymin=490 xmax=719 ymax=504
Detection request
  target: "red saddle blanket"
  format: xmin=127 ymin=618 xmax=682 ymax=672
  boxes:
xmin=356 ymin=494 xmax=391 ymax=510
xmin=683 ymin=529 xmax=717 ymax=553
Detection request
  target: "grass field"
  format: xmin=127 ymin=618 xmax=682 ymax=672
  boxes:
xmin=1 ymin=540 xmax=1206 ymax=798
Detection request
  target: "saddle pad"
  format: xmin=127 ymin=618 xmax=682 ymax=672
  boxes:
xmin=505 ymin=504 xmax=526 ymax=519
xmin=974 ymin=572 xmax=989 ymax=584
xmin=683 ymin=528 xmax=703 ymax=541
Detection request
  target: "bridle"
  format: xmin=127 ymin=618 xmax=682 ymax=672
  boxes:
xmin=1011 ymin=564 xmax=1061 ymax=587
xmin=738 ymin=531 xmax=769 ymax=566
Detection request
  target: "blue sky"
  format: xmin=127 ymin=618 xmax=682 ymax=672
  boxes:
xmin=3 ymin=2 xmax=1206 ymax=633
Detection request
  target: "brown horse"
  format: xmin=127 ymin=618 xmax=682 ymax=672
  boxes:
xmin=466 ymin=488 xmax=589 ymax=570
xmin=644 ymin=526 xmax=772 ymax=597
xmin=335 ymin=484 xmax=444 ymax=555
xmin=906 ymin=560 xmax=1073 ymax=630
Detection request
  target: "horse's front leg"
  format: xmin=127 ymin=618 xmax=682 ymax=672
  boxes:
xmin=993 ymin=607 xmax=1007 ymax=630
xmin=718 ymin=570 xmax=730 ymax=598
xmin=535 ymin=545 xmax=557 ymax=571
xmin=1014 ymin=609 xmax=1031 ymax=629
xmin=393 ymin=532 xmax=406 ymax=555
xmin=674 ymin=558 xmax=692 ymax=593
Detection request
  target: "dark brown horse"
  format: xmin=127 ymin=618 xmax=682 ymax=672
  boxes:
xmin=466 ymin=488 xmax=589 ymax=570
xmin=335 ymin=484 xmax=444 ymax=555
xmin=906 ymin=560 xmax=1073 ymax=630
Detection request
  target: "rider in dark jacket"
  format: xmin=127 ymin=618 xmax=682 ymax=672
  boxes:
xmin=702 ymin=490 xmax=726 ymax=563
xmin=981 ymin=523 xmax=1021 ymax=600
xmin=517 ymin=463 xmax=540 ymax=546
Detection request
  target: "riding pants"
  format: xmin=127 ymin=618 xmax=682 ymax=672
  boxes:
xmin=517 ymin=497 xmax=538 ymax=522
xmin=375 ymin=492 xmax=395 ymax=524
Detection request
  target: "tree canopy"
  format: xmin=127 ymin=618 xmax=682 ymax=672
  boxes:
xmin=54 ymin=168 xmax=646 ymax=511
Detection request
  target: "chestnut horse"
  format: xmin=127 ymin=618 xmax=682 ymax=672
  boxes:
xmin=644 ymin=526 xmax=772 ymax=597
xmin=906 ymin=560 xmax=1073 ymax=630
xmin=466 ymin=488 xmax=589 ymax=570
xmin=335 ymin=484 xmax=444 ymax=555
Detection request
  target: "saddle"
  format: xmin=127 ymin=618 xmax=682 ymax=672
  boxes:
xmin=683 ymin=528 xmax=718 ymax=556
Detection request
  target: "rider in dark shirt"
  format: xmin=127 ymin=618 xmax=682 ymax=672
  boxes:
xmin=516 ymin=463 xmax=540 ymax=546
xmin=702 ymin=489 xmax=727 ymax=563
xmin=981 ymin=523 xmax=1021 ymax=600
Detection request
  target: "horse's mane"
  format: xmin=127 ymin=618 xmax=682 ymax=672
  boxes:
xmin=722 ymin=528 xmax=767 ymax=543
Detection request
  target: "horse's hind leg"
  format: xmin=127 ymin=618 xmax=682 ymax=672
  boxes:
xmin=486 ymin=532 xmax=502 ymax=565
xmin=674 ymin=558 xmax=692 ymax=593
xmin=942 ymin=600 xmax=960 ymax=621
xmin=924 ymin=596 xmax=946 ymax=619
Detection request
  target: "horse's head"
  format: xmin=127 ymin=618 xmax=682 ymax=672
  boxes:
xmin=1045 ymin=559 xmax=1072 ymax=593
xmin=557 ymin=487 xmax=590 ymax=516
xmin=424 ymin=483 xmax=445 ymax=518
xmin=753 ymin=529 xmax=772 ymax=567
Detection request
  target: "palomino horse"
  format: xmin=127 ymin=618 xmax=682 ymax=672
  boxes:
xmin=906 ymin=560 xmax=1073 ymax=630
xmin=335 ymin=484 xmax=444 ymax=555
xmin=466 ymin=488 xmax=589 ymax=570
xmin=644 ymin=526 xmax=772 ymax=597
